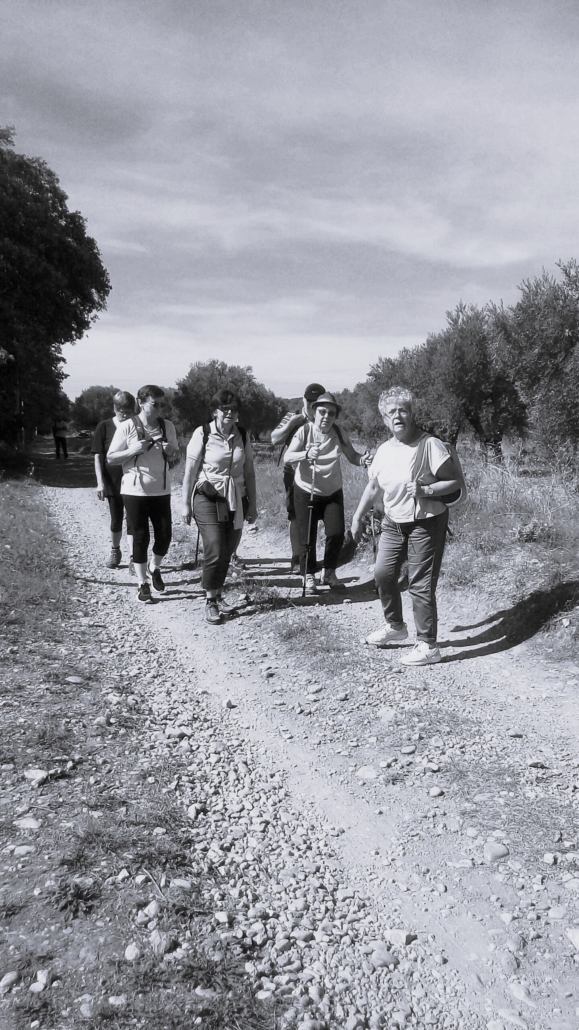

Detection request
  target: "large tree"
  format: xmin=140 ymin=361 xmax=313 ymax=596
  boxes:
xmin=0 ymin=127 xmax=111 ymax=443
xmin=173 ymin=359 xmax=284 ymax=439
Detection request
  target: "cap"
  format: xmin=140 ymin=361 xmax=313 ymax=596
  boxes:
xmin=303 ymin=383 xmax=325 ymax=402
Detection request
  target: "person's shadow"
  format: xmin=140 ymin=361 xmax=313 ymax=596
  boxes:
xmin=439 ymin=578 xmax=579 ymax=661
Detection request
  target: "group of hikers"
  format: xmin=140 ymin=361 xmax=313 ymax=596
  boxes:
xmin=91 ymin=381 xmax=464 ymax=667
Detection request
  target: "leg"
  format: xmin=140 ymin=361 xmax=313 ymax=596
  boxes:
xmin=193 ymin=492 xmax=231 ymax=596
xmin=122 ymin=496 xmax=150 ymax=585
xmin=108 ymin=495 xmax=124 ymax=549
xmin=373 ymin=519 xmax=408 ymax=628
xmin=284 ymin=468 xmax=300 ymax=567
xmin=55 ymin=437 xmax=61 ymax=459
xmin=293 ymin=485 xmax=319 ymax=575
xmin=148 ymin=495 xmax=172 ymax=568
xmin=321 ymin=490 xmax=345 ymax=570
xmin=407 ymin=510 xmax=448 ymax=644
xmin=62 ymin=438 xmax=68 ymax=459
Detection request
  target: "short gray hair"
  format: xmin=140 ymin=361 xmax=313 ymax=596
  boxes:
xmin=378 ymin=387 xmax=414 ymax=417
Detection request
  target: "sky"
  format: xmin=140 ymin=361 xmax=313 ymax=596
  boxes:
xmin=3 ymin=0 xmax=579 ymax=400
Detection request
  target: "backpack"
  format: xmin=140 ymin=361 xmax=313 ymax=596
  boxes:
xmin=415 ymin=434 xmax=468 ymax=510
xmin=201 ymin=422 xmax=247 ymax=458
xmin=278 ymin=420 xmax=345 ymax=465
xmin=130 ymin=415 xmax=181 ymax=490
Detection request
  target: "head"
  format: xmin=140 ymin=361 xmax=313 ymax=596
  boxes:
xmin=378 ymin=387 xmax=415 ymax=441
xmin=312 ymin=391 xmax=341 ymax=434
xmin=303 ymin=382 xmax=325 ymax=420
xmin=137 ymin=385 xmax=165 ymax=418
xmin=113 ymin=390 xmax=136 ymax=422
xmin=210 ymin=387 xmax=241 ymax=433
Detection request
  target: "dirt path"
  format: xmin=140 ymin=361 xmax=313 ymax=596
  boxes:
xmin=40 ymin=456 xmax=579 ymax=1030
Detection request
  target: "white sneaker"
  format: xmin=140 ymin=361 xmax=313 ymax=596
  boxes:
xmin=365 ymin=623 xmax=408 ymax=647
xmin=320 ymin=568 xmax=344 ymax=589
xmin=399 ymin=641 xmax=441 ymax=666
xmin=305 ymin=575 xmax=318 ymax=595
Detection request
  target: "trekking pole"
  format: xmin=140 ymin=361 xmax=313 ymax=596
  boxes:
xmin=302 ymin=460 xmax=316 ymax=598
xmin=194 ymin=525 xmax=200 ymax=569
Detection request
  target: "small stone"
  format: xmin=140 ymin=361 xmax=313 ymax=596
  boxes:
xmin=498 ymin=951 xmax=519 ymax=973
xmin=152 ymin=827 xmax=166 ymax=836
xmin=142 ymin=900 xmax=161 ymax=919
xmin=487 ymin=1022 xmax=505 ymax=1030
xmin=117 ymin=868 xmax=130 ymax=882
xmin=401 ymin=745 xmax=416 ymax=755
xmin=542 ymin=852 xmax=556 ymax=865
xmin=150 ymin=929 xmax=173 ymax=955
xmin=29 ymin=982 xmax=45 ymax=993
xmin=507 ymin=730 xmax=523 ymax=738
xmin=566 ymin=927 xmax=579 ymax=950
xmin=80 ymin=1001 xmax=96 ymax=1019
xmin=527 ymin=758 xmax=547 ymax=769
xmin=356 ymin=765 xmax=378 ymax=781
xmin=124 ymin=943 xmax=140 ymax=962
xmin=385 ymin=928 xmax=416 ymax=947
xmin=430 ymin=786 xmax=444 ymax=798
xmin=223 ymin=699 xmax=237 ymax=708
xmin=36 ymin=969 xmax=51 ymax=986
xmin=371 ymin=945 xmax=398 ymax=968
xmin=14 ymin=815 xmax=41 ymax=830
xmin=24 ymin=769 xmax=48 ymax=786
xmin=547 ymin=906 xmax=566 ymax=920
xmin=424 ymin=761 xmax=440 ymax=772
xmin=256 ymin=988 xmax=274 ymax=1000
xmin=484 ymin=842 xmax=509 ymax=863
xmin=308 ymin=984 xmax=325 ymax=1004
xmin=0 ymin=971 xmax=19 ymax=995
xmin=14 ymin=845 xmax=35 ymax=857
xmin=497 ymin=1012 xmax=528 ymax=1029
xmin=509 ymin=983 xmax=535 ymax=1007
xmin=108 ymin=994 xmax=127 ymax=1009
xmin=378 ymin=706 xmax=396 ymax=724
xmin=65 ymin=676 xmax=84 ymax=684
xmin=171 ymin=877 xmax=192 ymax=890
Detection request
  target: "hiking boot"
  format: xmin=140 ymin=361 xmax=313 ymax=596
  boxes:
xmin=205 ymin=599 xmax=222 ymax=625
xmin=229 ymin=553 xmax=245 ymax=571
xmin=148 ymin=564 xmax=165 ymax=592
xmin=399 ymin=641 xmax=441 ymax=666
xmin=305 ymin=574 xmax=318 ymax=595
xmin=365 ymin=623 xmax=409 ymax=647
xmin=129 ymin=557 xmax=136 ymax=576
xmin=137 ymin=582 xmax=154 ymax=604
xmin=320 ymin=568 xmax=344 ymax=589
xmin=106 ymin=547 xmax=122 ymax=569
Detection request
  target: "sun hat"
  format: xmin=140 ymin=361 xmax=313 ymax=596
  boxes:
xmin=312 ymin=391 xmax=342 ymax=416
xmin=303 ymin=383 xmax=326 ymax=402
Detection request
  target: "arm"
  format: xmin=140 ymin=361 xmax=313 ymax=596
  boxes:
xmin=338 ymin=427 xmax=370 ymax=468
xmin=405 ymin=456 xmax=459 ymax=499
xmin=243 ymin=458 xmax=257 ymax=523
xmin=107 ymin=425 xmax=147 ymax=465
xmin=284 ymin=427 xmax=316 ymax=465
xmin=270 ymin=412 xmax=302 ymax=446
xmin=161 ymin=420 xmax=179 ymax=459
xmin=351 ymin=478 xmax=381 ymax=540
xmin=94 ymin=455 xmax=106 ymax=500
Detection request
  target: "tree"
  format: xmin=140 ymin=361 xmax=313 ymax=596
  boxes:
xmin=0 ymin=127 xmax=111 ymax=444
xmin=70 ymin=386 xmax=119 ymax=430
xmin=173 ymin=360 xmax=284 ymax=438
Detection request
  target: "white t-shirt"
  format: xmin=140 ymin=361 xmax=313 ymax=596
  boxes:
xmin=369 ymin=433 xmax=450 ymax=522
xmin=108 ymin=417 xmax=179 ymax=497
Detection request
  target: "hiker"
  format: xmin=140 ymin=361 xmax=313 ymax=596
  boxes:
xmin=181 ymin=388 xmax=257 ymax=625
xmin=284 ymin=392 xmax=370 ymax=595
xmin=351 ymin=387 xmax=459 ymax=666
xmin=91 ymin=391 xmax=136 ymax=569
xmin=270 ymin=383 xmax=326 ymax=573
xmin=52 ymin=417 xmax=68 ymax=459
xmin=107 ymin=385 xmax=179 ymax=603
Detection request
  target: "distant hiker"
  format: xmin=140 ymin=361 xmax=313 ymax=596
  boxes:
xmin=284 ymin=392 xmax=370 ymax=595
xmin=270 ymin=383 xmax=326 ymax=573
xmin=52 ymin=417 xmax=68 ymax=460
xmin=107 ymin=385 xmax=179 ymax=604
xmin=91 ymin=390 xmax=136 ymax=569
xmin=181 ymin=389 xmax=257 ymax=625
xmin=351 ymin=387 xmax=460 ymax=666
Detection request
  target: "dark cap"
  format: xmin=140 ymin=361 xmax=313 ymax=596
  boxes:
xmin=312 ymin=391 xmax=342 ymax=416
xmin=303 ymin=382 xmax=325 ymax=402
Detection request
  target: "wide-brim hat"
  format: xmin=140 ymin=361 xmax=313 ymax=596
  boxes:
xmin=312 ymin=391 xmax=342 ymax=416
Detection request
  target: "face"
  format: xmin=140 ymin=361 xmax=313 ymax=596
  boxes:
xmin=140 ymin=395 xmax=164 ymax=417
xmin=383 ymin=400 xmax=414 ymax=440
xmin=304 ymin=397 xmax=317 ymax=420
xmin=314 ymin=405 xmax=338 ymax=433
xmin=114 ymin=404 xmax=133 ymax=422
xmin=214 ymin=402 xmax=239 ymax=431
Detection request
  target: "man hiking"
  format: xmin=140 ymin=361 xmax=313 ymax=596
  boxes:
xmin=270 ymin=383 xmax=325 ymax=573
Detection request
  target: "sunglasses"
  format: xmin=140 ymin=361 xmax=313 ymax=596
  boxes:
xmin=316 ymin=408 xmax=337 ymax=417
xmin=219 ymin=406 xmax=238 ymax=414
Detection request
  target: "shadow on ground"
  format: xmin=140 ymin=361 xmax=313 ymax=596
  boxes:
xmin=440 ymin=579 xmax=579 ymax=661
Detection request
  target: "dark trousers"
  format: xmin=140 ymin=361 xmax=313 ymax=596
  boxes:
xmin=293 ymin=485 xmax=345 ymax=575
xmin=283 ymin=467 xmax=300 ymax=562
xmin=107 ymin=494 xmax=133 ymax=535
xmin=122 ymin=494 xmax=172 ymax=564
xmin=374 ymin=509 xmax=448 ymax=645
xmin=55 ymin=437 xmax=68 ymax=459
xmin=193 ymin=491 xmax=243 ymax=592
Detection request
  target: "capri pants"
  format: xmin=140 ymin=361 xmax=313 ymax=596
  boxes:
xmin=122 ymin=495 xmax=172 ymax=564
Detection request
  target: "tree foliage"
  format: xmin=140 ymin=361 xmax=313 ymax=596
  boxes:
xmin=0 ymin=128 xmax=111 ymax=443
xmin=173 ymin=359 xmax=284 ymax=438
xmin=70 ymin=386 xmax=119 ymax=430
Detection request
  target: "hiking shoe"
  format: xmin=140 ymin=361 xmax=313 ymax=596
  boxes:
xmin=290 ymin=556 xmax=301 ymax=575
xmin=399 ymin=641 xmax=441 ymax=666
xmin=205 ymin=599 xmax=222 ymax=625
xmin=320 ymin=568 xmax=344 ymax=589
xmin=305 ymin=575 xmax=318 ymax=595
xmin=148 ymin=564 xmax=165 ymax=592
xmin=229 ymin=554 xmax=245 ymax=571
xmin=137 ymin=582 xmax=154 ymax=604
xmin=365 ymin=623 xmax=409 ymax=647
xmin=129 ymin=557 xmax=136 ymax=576
xmin=106 ymin=547 xmax=122 ymax=569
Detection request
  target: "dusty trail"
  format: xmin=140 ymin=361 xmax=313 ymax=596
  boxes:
xmin=42 ymin=462 xmax=579 ymax=1030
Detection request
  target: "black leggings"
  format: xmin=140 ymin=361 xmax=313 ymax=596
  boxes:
xmin=293 ymin=486 xmax=345 ymax=574
xmin=107 ymin=495 xmax=133 ymax=535
xmin=122 ymin=495 xmax=172 ymax=564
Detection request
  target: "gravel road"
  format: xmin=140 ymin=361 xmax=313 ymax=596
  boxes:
xmin=43 ymin=477 xmax=579 ymax=1030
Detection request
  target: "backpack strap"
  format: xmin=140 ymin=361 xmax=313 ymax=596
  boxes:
xmin=131 ymin=414 xmax=146 ymax=441
xmin=334 ymin=423 xmax=345 ymax=447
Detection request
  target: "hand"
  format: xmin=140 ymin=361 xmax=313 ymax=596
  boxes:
xmin=307 ymin=444 xmax=321 ymax=461
xmin=182 ymin=506 xmax=192 ymax=525
xmin=162 ymin=442 xmax=176 ymax=457
xmin=134 ymin=439 xmax=150 ymax=455
xmin=97 ymin=488 xmax=105 ymax=501
xmin=405 ymin=481 xmax=421 ymax=498
xmin=360 ymin=451 xmax=373 ymax=469
xmin=351 ymin=516 xmax=363 ymax=542
xmin=245 ymin=505 xmax=258 ymax=524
